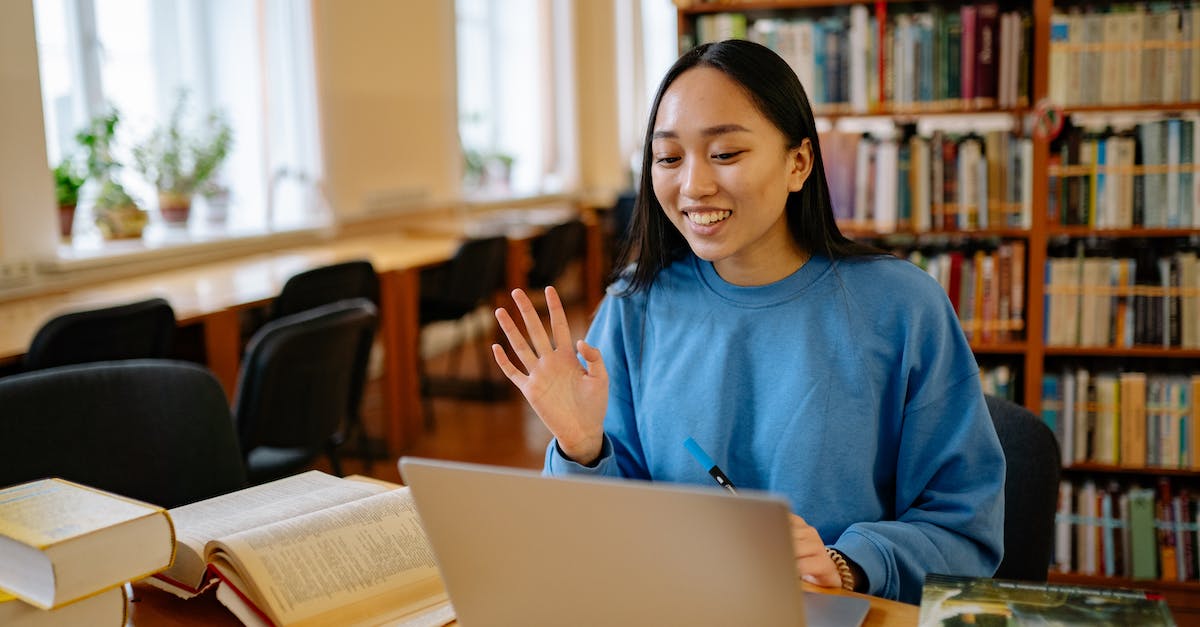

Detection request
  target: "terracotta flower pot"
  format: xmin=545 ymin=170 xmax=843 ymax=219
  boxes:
xmin=57 ymin=204 xmax=77 ymax=240
xmin=158 ymin=191 xmax=193 ymax=226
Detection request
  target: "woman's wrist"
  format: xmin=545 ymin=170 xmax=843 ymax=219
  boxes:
xmin=556 ymin=434 xmax=604 ymax=467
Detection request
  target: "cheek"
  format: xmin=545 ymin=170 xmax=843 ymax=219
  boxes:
xmin=651 ymin=172 xmax=675 ymax=210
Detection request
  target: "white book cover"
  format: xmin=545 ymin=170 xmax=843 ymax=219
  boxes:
xmin=1055 ymin=480 xmax=1074 ymax=573
xmin=873 ymin=138 xmax=899 ymax=233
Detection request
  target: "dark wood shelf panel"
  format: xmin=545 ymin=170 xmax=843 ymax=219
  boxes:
xmin=1046 ymin=226 xmax=1200 ymax=238
xmin=1043 ymin=347 xmax=1200 ymax=358
xmin=678 ymin=0 xmax=928 ymax=14
xmin=814 ymin=104 xmax=1029 ymax=119
xmin=1064 ymin=102 xmax=1200 ymax=115
xmin=1062 ymin=463 xmax=1200 ymax=477
xmin=970 ymin=341 xmax=1029 ymax=354
xmin=841 ymin=226 xmax=1032 ymax=240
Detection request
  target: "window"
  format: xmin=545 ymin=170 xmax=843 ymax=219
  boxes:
xmin=615 ymin=0 xmax=677 ymax=183
xmin=455 ymin=0 xmax=577 ymax=197
xmin=33 ymin=0 xmax=325 ymax=250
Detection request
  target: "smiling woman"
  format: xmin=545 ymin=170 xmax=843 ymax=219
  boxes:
xmin=490 ymin=39 xmax=1008 ymax=606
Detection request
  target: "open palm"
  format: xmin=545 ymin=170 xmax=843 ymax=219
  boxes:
xmin=492 ymin=287 xmax=609 ymax=464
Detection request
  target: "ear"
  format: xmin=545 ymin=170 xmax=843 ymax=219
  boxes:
xmin=787 ymin=138 xmax=814 ymax=193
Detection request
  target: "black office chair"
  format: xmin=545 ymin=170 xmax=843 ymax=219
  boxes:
xmin=418 ymin=236 xmax=508 ymax=426
xmin=0 ymin=359 xmax=247 ymax=508
xmin=527 ymin=219 xmax=586 ymax=290
xmin=233 ymin=298 xmax=378 ymax=485
xmin=985 ymin=394 xmax=1062 ymax=581
xmin=24 ymin=297 xmax=175 ymax=371
xmin=268 ymin=260 xmax=380 ymax=320
xmin=267 ymin=260 xmax=381 ymax=468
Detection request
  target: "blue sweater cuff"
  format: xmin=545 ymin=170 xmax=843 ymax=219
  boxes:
xmin=835 ymin=530 xmax=895 ymax=601
xmin=545 ymin=436 xmax=615 ymax=475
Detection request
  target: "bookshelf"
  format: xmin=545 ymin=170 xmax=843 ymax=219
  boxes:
xmin=676 ymin=0 xmax=1200 ymax=614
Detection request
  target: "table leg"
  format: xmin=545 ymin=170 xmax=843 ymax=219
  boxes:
xmin=202 ymin=309 xmax=241 ymax=401
xmin=379 ymin=269 xmax=422 ymax=453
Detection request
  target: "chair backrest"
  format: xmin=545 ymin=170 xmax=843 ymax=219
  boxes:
xmin=233 ymin=298 xmax=378 ymax=477
xmin=0 ymin=359 xmax=247 ymax=508
xmin=268 ymin=260 xmax=380 ymax=321
xmin=419 ymin=236 xmax=508 ymax=323
xmin=24 ymin=298 xmax=176 ymax=371
xmin=527 ymin=219 xmax=586 ymax=289
xmin=985 ymin=394 xmax=1062 ymax=581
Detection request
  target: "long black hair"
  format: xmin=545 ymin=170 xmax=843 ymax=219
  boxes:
xmin=615 ymin=39 xmax=880 ymax=294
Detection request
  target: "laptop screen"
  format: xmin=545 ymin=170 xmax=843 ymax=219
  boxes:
xmin=400 ymin=457 xmax=867 ymax=627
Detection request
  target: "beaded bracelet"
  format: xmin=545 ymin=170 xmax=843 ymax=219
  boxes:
xmin=826 ymin=547 xmax=856 ymax=591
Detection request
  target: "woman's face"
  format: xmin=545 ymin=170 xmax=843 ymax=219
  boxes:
xmin=650 ymin=66 xmax=812 ymax=286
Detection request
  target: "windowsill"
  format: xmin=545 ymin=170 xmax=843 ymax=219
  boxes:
xmin=46 ymin=219 xmax=335 ymax=274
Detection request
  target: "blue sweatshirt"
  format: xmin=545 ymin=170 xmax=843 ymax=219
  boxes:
xmin=545 ymin=253 xmax=1005 ymax=604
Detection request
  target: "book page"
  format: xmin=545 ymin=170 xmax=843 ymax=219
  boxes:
xmin=207 ymin=488 xmax=447 ymax=626
xmin=155 ymin=472 xmax=387 ymax=593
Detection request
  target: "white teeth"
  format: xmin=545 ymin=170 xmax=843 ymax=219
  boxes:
xmin=687 ymin=210 xmax=731 ymax=226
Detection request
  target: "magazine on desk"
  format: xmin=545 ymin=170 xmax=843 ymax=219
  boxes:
xmin=918 ymin=573 xmax=1176 ymax=626
xmin=144 ymin=471 xmax=452 ymax=627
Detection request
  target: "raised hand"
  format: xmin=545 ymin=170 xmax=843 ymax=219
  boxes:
xmin=790 ymin=514 xmax=842 ymax=588
xmin=492 ymin=286 xmax=609 ymax=465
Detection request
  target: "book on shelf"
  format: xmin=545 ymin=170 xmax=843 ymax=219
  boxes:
xmin=146 ymin=470 xmax=451 ymax=627
xmin=0 ymin=586 xmax=127 ymax=627
xmin=0 ymin=478 xmax=174 ymax=610
xmin=917 ymin=573 xmax=1176 ymax=626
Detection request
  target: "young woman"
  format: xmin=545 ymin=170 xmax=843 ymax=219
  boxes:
xmin=492 ymin=40 xmax=1004 ymax=604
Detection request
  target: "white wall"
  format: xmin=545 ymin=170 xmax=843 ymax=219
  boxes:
xmin=0 ymin=1 xmax=58 ymax=264
xmin=310 ymin=0 xmax=461 ymax=219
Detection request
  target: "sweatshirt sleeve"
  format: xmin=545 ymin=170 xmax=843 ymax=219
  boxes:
xmin=833 ymin=372 xmax=1006 ymax=604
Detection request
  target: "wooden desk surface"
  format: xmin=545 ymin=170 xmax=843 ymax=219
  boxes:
xmin=0 ymin=234 xmax=459 ymax=367
xmin=126 ymin=580 xmax=917 ymax=626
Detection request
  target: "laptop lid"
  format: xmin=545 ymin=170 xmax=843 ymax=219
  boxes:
xmin=400 ymin=457 xmax=869 ymax=627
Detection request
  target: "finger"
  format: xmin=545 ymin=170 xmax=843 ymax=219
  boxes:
xmin=511 ymin=289 xmax=554 ymax=356
xmin=491 ymin=343 xmax=528 ymax=385
xmin=578 ymin=340 xmax=607 ymax=380
xmin=495 ymin=307 xmax=540 ymax=372
xmin=545 ymin=286 xmax=573 ymax=351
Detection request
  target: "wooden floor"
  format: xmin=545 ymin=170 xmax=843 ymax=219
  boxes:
xmin=313 ymin=295 xmax=590 ymax=484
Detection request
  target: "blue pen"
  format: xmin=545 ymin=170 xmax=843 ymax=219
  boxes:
xmin=684 ymin=437 xmax=738 ymax=495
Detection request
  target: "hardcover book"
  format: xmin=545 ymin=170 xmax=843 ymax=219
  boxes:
xmin=0 ymin=478 xmax=174 ymax=610
xmin=918 ymin=574 xmax=1176 ymax=626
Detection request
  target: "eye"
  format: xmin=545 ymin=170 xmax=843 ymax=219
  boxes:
xmin=654 ymin=155 xmax=681 ymax=166
xmin=712 ymin=151 xmax=744 ymax=161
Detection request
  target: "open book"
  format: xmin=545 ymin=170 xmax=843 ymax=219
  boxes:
xmin=145 ymin=471 xmax=451 ymax=627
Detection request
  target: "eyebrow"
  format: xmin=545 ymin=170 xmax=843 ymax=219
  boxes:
xmin=651 ymin=123 xmax=752 ymax=140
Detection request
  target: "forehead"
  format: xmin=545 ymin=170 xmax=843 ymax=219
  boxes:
xmin=653 ymin=66 xmax=772 ymax=136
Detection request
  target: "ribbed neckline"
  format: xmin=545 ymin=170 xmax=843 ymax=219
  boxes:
xmin=693 ymin=253 xmax=833 ymax=307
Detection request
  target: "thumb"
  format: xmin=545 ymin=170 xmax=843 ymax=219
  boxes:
xmin=577 ymin=340 xmax=607 ymax=379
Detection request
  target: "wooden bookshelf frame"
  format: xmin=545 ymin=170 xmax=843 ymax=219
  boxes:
xmin=675 ymin=0 xmax=1200 ymax=609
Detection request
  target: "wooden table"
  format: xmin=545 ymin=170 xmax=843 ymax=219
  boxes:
xmin=126 ymin=580 xmax=918 ymax=626
xmin=0 ymin=233 xmax=460 ymax=454
xmin=401 ymin=205 xmax=607 ymax=311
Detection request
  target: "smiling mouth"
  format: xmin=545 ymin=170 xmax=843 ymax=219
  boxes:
xmin=686 ymin=210 xmax=731 ymax=226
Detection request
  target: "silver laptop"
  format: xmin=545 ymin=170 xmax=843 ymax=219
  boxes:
xmin=399 ymin=457 xmax=870 ymax=627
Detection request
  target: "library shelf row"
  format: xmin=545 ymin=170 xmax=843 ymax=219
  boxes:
xmin=1063 ymin=463 xmax=1200 ymax=478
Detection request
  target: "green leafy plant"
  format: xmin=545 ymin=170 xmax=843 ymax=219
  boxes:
xmin=132 ymin=94 xmax=234 ymax=199
xmin=52 ymin=158 xmax=85 ymax=207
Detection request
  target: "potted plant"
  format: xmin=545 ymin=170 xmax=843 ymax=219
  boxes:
xmin=133 ymin=94 xmax=233 ymax=226
xmin=76 ymin=109 xmax=147 ymax=239
xmin=52 ymin=157 xmax=85 ymax=239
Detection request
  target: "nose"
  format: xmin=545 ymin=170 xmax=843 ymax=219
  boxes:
xmin=680 ymin=157 xmax=718 ymax=200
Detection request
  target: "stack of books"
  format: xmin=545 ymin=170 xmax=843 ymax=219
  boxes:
xmin=0 ymin=478 xmax=175 ymax=626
